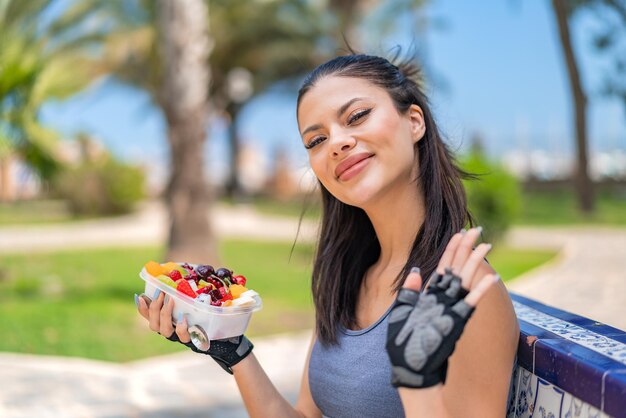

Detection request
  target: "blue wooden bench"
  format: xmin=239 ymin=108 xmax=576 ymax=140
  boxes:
xmin=507 ymin=293 xmax=626 ymax=418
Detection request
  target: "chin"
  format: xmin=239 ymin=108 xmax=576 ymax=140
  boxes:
xmin=335 ymin=184 xmax=382 ymax=210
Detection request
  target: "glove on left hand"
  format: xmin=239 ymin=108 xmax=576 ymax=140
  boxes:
xmin=385 ymin=268 xmax=475 ymax=388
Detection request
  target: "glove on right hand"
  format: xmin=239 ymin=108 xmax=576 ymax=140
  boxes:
xmin=385 ymin=268 xmax=475 ymax=388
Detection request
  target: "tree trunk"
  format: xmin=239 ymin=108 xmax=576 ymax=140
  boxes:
xmin=0 ymin=156 xmax=15 ymax=202
xmin=551 ymin=0 xmax=594 ymax=213
xmin=224 ymin=102 xmax=242 ymax=200
xmin=158 ymin=0 xmax=218 ymax=263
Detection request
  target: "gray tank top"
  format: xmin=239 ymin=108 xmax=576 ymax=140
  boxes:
xmin=308 ymin=305 xmax=405 ymax=418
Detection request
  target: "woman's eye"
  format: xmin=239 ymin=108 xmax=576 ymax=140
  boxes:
xmin=305 ymin=136 xmax=326 ymax=150
xmin=348 ymin=108 xmax=372 ymax=125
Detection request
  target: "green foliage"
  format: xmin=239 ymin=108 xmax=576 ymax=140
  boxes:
xmin=0 ymin=0 xmax=122 ymax=180
xmin=106 ymin=0 xmax=327 ymax=107
xmin=487 ymin=246 xmax=555 ymax=282
xmin=517 ymin=189 xmax=626 ymax=225
xmin=461 ymin=150 xmax=522 ymax=243
xmin=54 ymin=157 xmax=145 ymax=216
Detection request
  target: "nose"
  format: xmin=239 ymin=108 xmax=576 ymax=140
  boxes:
xmin=329 ymin=130 xmax=356 ymax=158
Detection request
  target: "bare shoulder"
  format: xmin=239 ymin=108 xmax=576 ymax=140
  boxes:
xmin=443 ymin=260 xmax=520 ymax=417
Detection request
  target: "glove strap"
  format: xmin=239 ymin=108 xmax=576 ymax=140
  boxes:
xmin=206 ymin=335 xmax=254 ymax=375
xmin=166 ymin=332 xmax=253 ymax=374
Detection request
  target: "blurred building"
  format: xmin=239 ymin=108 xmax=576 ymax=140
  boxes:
xmin=502 ymin=149 xmax=626 ymax=181
xmin=266 ymin=149 xmax=299 ymax=200
xmin=0 ymin=157 xmax=40 ymax=201
xmin=239 ymin=142 xmax=269 ymax=194
xmin=0 ymin=138 xmax=102 ymax=202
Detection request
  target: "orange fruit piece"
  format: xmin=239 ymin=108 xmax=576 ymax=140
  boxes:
xmin=145 ymin=261 xmax=165 ymax=277
xmin=229 ymin=284 xmax=248 ymax=299
xmin=161 ymin=262 xmax=181 ymax=274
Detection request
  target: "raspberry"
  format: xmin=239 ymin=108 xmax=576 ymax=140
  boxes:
xmin=186 ymin=270 xmax=199 ymax=282
xmin=218 ymin=286 xmax=228 ymax=298
xmin=209 ymin=288 xmax=222 ymax=301
xmin=168 ymin=270 xmax=183 ymax=281
xmin=209 ymin=277 xmax=223 ymax=288
xmin=212 ymin=275 xmax=231 ymax=287
xmin=232 ymin=275 xmax=247 ymax=286
xmin=197 ymin=286 xmax=211 ymax=294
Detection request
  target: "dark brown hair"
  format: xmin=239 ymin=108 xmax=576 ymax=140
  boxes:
xmin=297 ymin=54 xmax=472 ymax=345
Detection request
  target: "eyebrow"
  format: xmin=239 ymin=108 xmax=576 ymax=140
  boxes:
xmin=300 ymin=97 xmax=365 ymax=137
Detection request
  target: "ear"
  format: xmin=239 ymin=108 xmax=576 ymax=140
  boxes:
xmin=408 ymin=104 xmax=426 ymax=144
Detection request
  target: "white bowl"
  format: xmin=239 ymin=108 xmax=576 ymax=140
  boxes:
xmin=139 ymin=267 xmax=262 ymax=349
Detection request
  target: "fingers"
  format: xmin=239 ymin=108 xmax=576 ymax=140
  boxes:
xmin=458 ymin=242 xmax=492 ymax=289
xmin=402 ymin=268 xmax=423 ymax=291
xmin=159 ymin=295 xmax=175 ymax=337
xmin=137 ymin=289 xmax=188 ymax=342
xmin=450 ymin=227 xmax=482 ymax=273
xmin=176 ymin=314 xmax=191 ymax=343
xmin=464 ymin=274 xmax=500 ymax=307
xmin=436 ymin=232 xmax=464 ymax=274
xmin=137 ymin=294 xmax=150 ymax=320
xmin=148 ymin=290 xmax=165 ymax=333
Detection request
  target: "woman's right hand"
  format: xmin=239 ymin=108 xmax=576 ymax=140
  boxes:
xmin=135 ymin=289 xmax=254 ymax=374
xmin=136 ymin=290 xmax=192 ymax=343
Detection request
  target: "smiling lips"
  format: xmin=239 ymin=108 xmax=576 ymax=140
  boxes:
xmin=335 ymin=152 xmax=374 ymax=181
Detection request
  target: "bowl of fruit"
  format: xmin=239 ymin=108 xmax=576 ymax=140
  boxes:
xmin=139 ymin=261 xmax=262 ymax=350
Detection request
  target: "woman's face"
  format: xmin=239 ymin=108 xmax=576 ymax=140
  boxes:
xmin=297 ymin=76 xmax=426 ymax=208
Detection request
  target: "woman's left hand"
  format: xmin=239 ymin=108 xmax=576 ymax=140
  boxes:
xmin=385 ymin=227 xmax=498 ymax=389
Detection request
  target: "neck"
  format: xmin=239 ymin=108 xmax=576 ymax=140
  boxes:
xmin=363 ymin=180 xmax=425 ymax=284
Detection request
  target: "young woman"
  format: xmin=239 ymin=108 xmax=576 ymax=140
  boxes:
xmin=136 ymin=54 xmax=519 ymax=417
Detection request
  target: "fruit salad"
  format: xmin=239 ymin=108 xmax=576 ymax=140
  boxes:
xmin=143 ymin=260 xmax=257 ymax=308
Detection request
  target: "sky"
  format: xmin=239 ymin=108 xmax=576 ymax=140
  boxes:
xmin=39 ymin=0 xmax=625 ymax=185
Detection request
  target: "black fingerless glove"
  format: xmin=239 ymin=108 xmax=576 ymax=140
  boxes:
xmin=385 ymin=268 xmax=475 ymax=388
xmin=167 ymin=332 xmax=253 ymax=375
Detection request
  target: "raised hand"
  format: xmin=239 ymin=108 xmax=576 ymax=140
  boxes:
xmin=385 ymin=227 xmax=498 ymax=388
